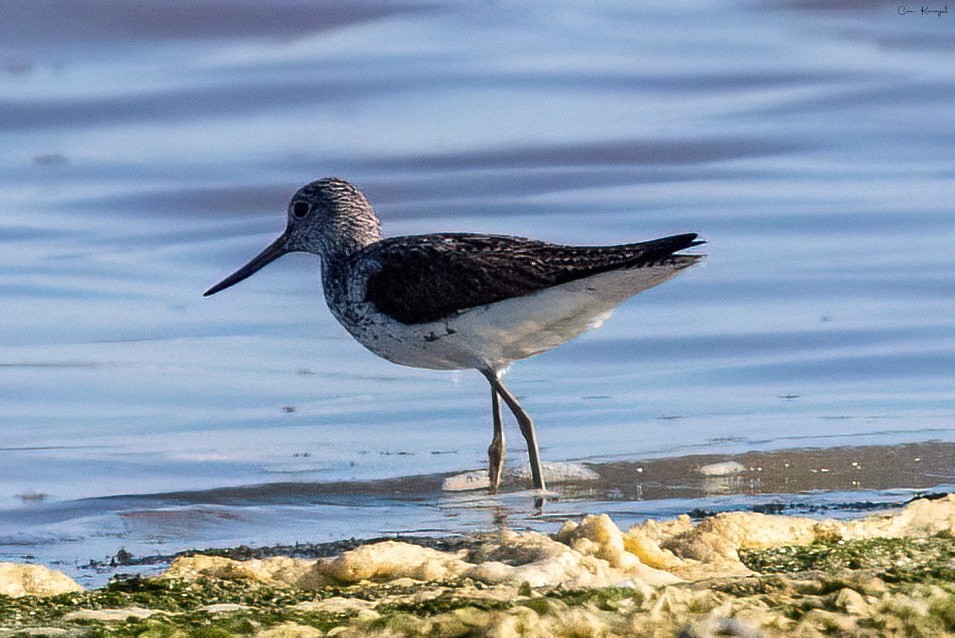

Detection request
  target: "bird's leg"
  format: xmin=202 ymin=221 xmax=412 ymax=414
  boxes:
xmin=487 ymin=387 xmax=505 ymax=490
xmin=481 ymin=370 xmax=546 ymax=491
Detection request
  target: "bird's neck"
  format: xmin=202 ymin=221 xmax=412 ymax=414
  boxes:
xmin=324 ymin=207 xmax=382 ymax=261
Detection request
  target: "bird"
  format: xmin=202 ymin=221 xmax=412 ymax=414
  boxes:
xmin=204 ymin=178 xmax=704 ymax=491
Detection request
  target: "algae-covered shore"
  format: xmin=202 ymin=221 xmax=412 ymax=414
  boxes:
xmin=3 ymin=494 xmax=954 ymax=637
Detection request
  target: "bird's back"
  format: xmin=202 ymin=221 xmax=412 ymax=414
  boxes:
xmin=360 ymin=232 xmax=704 ymax=325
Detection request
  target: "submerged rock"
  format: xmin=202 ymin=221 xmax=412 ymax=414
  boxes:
xmin=697 ymin=461 xmax=747 ymax=476
xmin=443 ymin=462 xmax=600 ymax=492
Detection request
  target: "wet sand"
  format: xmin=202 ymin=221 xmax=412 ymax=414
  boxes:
xmin=141 ymin=441 xmax=954 ymax=505
xmin=580 ymin=440 xmax=955 ymax=504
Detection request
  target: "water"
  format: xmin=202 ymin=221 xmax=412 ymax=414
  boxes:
xmin=2 ymin=1 xmax=954 ymax=585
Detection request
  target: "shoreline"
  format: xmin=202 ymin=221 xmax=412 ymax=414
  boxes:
xmin=2 ymin=493 xmax=954 ymax=637
xmin=4 ymin=440 xmax=953 ymax=593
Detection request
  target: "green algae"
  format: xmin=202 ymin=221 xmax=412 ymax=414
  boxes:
xmin=4 ymin=532 xmax=955 ymax=637
xmin=930 ymin=594 xmax=955 ymax=632
xmin=3 ymin=574 xmax=954 ymax=638
xmin=739 ymin=534 xmax=955 ymax=582
xmin=545 ymin=586 xmax=641 ymax=612
xmin=375 ymin=591 xmax=510 ymax=617
xmin=0 ymin=577 xmax=359 ymax=636
xmin=0 ymin=578 xmax=655 ymax=637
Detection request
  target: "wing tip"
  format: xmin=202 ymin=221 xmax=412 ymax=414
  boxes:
xmin=669 ymin=232 xmax=705 ymax=249
xmin=651 ymin=232 xmax=706 ymax=256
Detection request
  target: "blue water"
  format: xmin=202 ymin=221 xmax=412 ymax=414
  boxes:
xmin=2 ymin=1 xmax=954 ymax=583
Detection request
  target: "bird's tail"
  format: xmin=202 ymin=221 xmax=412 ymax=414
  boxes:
xmin=624 ymin=233 xmax=706 ymax=269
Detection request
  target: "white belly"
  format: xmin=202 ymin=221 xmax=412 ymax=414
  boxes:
xmin=341 ymin=265 xmax=685 ymax=371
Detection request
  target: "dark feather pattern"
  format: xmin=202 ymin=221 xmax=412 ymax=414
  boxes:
xmin=362 ymin=232 xmax=703 ymax=324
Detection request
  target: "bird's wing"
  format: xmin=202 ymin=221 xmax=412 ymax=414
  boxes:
xmin=360 ymin=233 xmax=703 ymax=325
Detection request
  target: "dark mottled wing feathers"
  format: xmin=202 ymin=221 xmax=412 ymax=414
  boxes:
xmin=362 ymin=233 xmax=703 ymax=325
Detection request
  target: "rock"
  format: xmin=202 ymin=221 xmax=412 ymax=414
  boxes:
xmin=824 ymin=572 xmax=887 ymax=597
xmin=316 ymin=540 xmax=469 ymax=583
xmin=832 ymin=588 xmax=869 ymax=615
xmin=0 ymin=563 xmax=83 ymax=598
xmin=513 ymin=462 xmax=600 ymax=483
xmin=558 ymin=514 xmax=635 ymax=568
xmin=647 ymin=585 xmax=724 ymax=620
xmin=677 ymin=615 xmax=763 ymax=638
xmin=464 ymin=531 xmax=610 ymax=588
xmin=161 ymin=554 xmax=316 ymax=588
xmin=623 ymin=523 xmax=686 ymax=571
xmin=442 ymin=470 xmax=490 ymax=491
xmin=797 ymin=608 xmax=858 ymax=635
xmin=295 ymin=597 xmax=374 ymax=614
xmin=621 ymin=496 xmax=955 ymax=581
xmin=466 ymin=525 xmax=680 ymax=592
xmin=697 ymin=461 xmax=746 ymax=477
xmin=63 ymin=607 xmax=158 ymax=621
xmin=444 ymin=462 xmax=598 ymax=492
xmin=685 ymin=511 xmax=824 ymax=553
xmin=257 ymin=621 xmax=325 ymax=637
xmin=199 ymin=602 xmax=252 ymax=614
xmin=843 ymin=493 xmax=955 ymax=539
xmin=556 ymin=514 xmax=682 ymax=587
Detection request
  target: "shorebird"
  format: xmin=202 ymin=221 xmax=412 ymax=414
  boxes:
xmin=204 ymin=178 xmax=703 ymax=491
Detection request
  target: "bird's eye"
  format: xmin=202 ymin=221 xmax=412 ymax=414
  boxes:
xmin=293 ymin=201 xmax=310 ymax=218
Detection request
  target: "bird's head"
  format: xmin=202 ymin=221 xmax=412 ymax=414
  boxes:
xmin=204 ymin=177 xmax=381 ymax=297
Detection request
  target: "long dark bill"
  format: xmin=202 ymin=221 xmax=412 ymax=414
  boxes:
xmin=203 ymin=234 xmax=290 ymax=297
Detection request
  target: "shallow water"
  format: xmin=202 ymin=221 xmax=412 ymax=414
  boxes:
xmin=1 ymin=1 xmax=954 ymax=583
